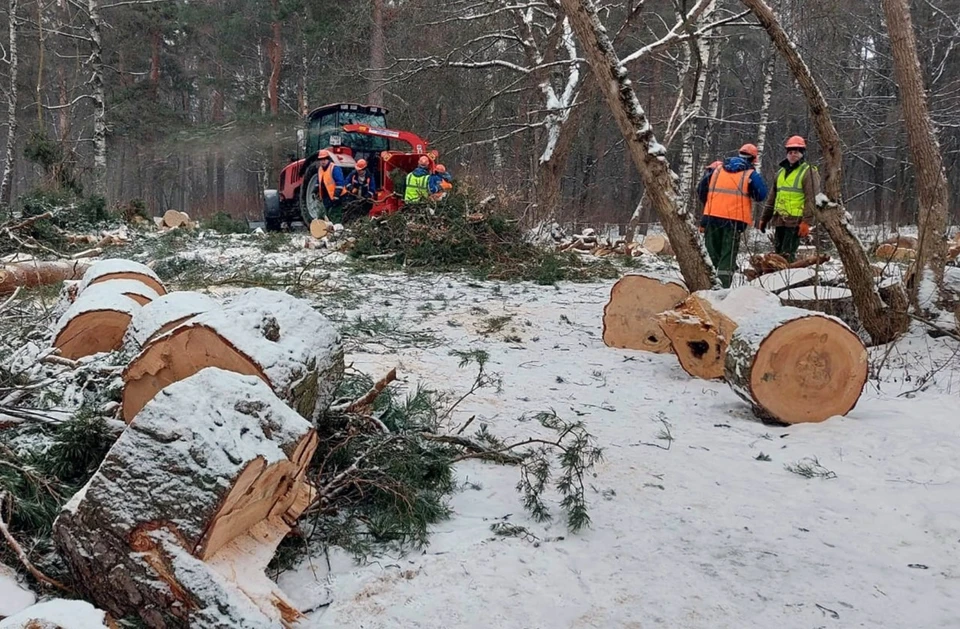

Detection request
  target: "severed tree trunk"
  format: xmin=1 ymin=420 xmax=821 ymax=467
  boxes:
xmin=78 ymin=258 xmax=167 ymax=297
xmin=0 ymin=0 xmax=19 ymax=207
xmin=54 ymin=368 xmax=318 ymax=628
xmin=125 ymin=291 xmax=217 ymax=349
xmin=780 ymin=285 xmax=859 ymax=329
xmin=52 ymin=290 xmax=142 ymax=360
xmin=725 ymin=308 xmax=868 ymax=424
xmin=558 ymin=0 xmax=717 ymax=291
xmin=602 ymin=274 xmax=689 ymax=353
xmin=122 ymin=287 xmax=344 ymax=423
xmin=740 ymin=0 xmax=908 ymax=345
xmin=0 ymin=600 xmax=112 ymax=628
xmin=881 ymin=0 xmax=950 ymax=313
xmin=1 ymin=260 xmax=91 ymax=296
xmin=657 ymin=286 xmax=780 ymax=379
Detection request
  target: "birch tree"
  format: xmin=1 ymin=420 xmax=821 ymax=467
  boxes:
xmin=0 ymin=0 xmax=18 ymax=207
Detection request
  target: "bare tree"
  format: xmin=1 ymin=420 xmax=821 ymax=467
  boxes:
xmin=558 ymin=0 xmax=716 ymax=291
xmin=881 ymin=0 xmax=951 ymax=313
xmin=1 ymin=0 xmax=18 ymax=207
xmin=740 ymin=0 xmax=908 ymax=345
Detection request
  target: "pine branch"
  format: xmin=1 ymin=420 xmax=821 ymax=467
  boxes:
xmin=0 ymin=491 xmax=74 ymax=594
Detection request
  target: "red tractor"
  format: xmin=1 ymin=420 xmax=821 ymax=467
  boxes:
xmin=262 ymin=102 xmax=436 ymax=230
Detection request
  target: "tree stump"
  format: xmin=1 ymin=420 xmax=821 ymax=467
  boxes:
xmin=780 ymin=285 xmax=858 ymax=329
xmin=602 ymin=274 xmax=688 ymax=353
xmin=53 ymin=369 xmax=318 ymax=628
xmin=725 ymin=308 xmax=868 ymax=424
xmin=79 ymin=259 xmax=166 ymax=297
xmin=309 ymin=219 xmax=333 ymax=239
xmin=748 ymin=267 xmax=817 ymax=294
xmin=122 ymin=288 xmax=343 ymax=423
xmin=125 ymin=291 xmax=218 ymax=349
xmin=0 ymin=260 xmax=92 ymax=296
xmin=52 ymin=291 xmax=141 ymax=360
xmin=657 ymin=287 xmax=780 ymax=380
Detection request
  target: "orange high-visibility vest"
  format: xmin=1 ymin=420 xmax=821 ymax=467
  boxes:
xmin=703 ymin=167 xmax=754 ymax=224
xmin=319 ymin=163 xmax=341 ymax=200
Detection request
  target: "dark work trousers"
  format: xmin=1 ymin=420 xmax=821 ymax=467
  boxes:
xmin=704 ymin=223 xmax=742 ymax=288
xmin=774 ymin=225 xmax=801 ymax=262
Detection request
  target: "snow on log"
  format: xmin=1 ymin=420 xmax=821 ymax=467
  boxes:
xmin=78 ymin=259 xmax=166 ymax=297
xmin=657 ymin=287 xmax=780 ymax=380
xmin=53 ymin=368 xmax=318 ymax=628
xmin=79 ymin=278 xmax=160 ymax=306
xmin=125 ymin=291 xmax=218 ymax=349
xmin=602 ymin=274 xmax=688 ymax=353
xmin=0 ymin=260 xmax=91 ymax=296
xmin=122 ymin=288 xmax=343 ymax=423
xmin=0 ymin=562 xmax=36 ymax=619
xmin=0 ymin=600 xmax=113 ymax=629
xmin=748 ymin=267 xmax=817 ymax=294
xmin=51 ymin=290 xmax=141 ymax=360
xmin=641 ymin=234 xmax=674 ymax=256
xmin=724 ymin=308 xmax=868 ymax=424
xmin=780 ymin=285 xmax=858 ymax=329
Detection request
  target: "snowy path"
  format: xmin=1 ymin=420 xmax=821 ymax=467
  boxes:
xmin=275 ymin=270 xmax=960 ymax=629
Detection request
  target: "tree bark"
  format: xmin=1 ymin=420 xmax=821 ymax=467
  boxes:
xmin=740 ymin=0 xmax=908 ymax=345
xmin=87 ymin=0 xmax=107 ymax=197
xmin=755 ymin=54 xmax=776 ymax=169
xmin=1 ymin=0 xmax=19 ymax=208
xmin=559 ymin=0 xmax=717 ymax=291
xmin=369 ymin=0 xmax=386 ymax=106
xmin=881 ymin=0 xmax=950 ymax=312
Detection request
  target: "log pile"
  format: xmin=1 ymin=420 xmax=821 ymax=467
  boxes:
xmin=744 ymin=252 xmax=831 ymax=282
xmin=602 ymin=273 xmax=688 ymax=353
xmin=158 ymin=210 xmax=197 ymax=230
xmin=53 ymin=368 xmax=319 ymax=628
xmin=872 ymin=232 xmax=960 ymax=263
xmin=556 ymin=228 xmax=675 ymax=258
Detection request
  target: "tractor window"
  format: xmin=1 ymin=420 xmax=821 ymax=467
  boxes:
xmin=306 ymin=112 xmax=339 ymax=157
xmin=338 ymin=112 xmax=389 ymax=153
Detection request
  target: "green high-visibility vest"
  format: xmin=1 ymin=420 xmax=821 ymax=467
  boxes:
xmin=773 ymin=163 xmax=811 ymax=217
xmin=404 ymin=172 xmax=430 ymax=202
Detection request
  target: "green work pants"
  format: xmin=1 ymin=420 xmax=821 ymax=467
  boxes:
xmin=704 ymin=224 xmax=741 ymax=288
xmin=774 ymin=226 xmax=801 ymax=262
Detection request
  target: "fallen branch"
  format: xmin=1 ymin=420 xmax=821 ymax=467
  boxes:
xmin=0 ymin=285 xmax=21 ymax=313
xmin=0 ymin=491 xmax=74 ymax=593
xmin=419 ymin=433 xmax=526 ymax=464
xmin=329 ymin=368 xmax=398 ymax=414
xmin=4 ymin=212 xmax=53 ymax=231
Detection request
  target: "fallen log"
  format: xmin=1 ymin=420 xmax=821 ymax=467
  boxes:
xmin=122 ymin=287 xmax=343 ymax=423
xmin=749 ymin=252 xmax=790 ymax=275
xmin=125 ymin=291 xmax=218 ymax=349
xmin=641 ymin=234 xmax=674 ymax=256
xmin=0 ymin=260 xmax=91 ymax=296
xmin=80 ymin=279 xmax=160 ymax=306
xmin=748 ymin=267 xmax=818 ymax=294
xmin=602 ymin=274 xmax=689 ymax=353
xmin=725 ymin=308 xmax=868 ymax=424
xmin=54 ymin=368 xmax=318 ymax=628
xmin=162 ymin=209 xmax=187 ymax=229
xmin=0 ymin=600 xmax=114 ymax=628
xmin=78 ymin=258 xmax=166 ymax=297
xmin=875 ymin=243 xmax=916 ymax=262
xmin=309 ymin=219 xmax=333 ymax=239
xmin=657 ymin=287 xmax=780 ymax=380
xmin=51 ymin=291 xmax=142 ymax=360
xmin=780 ymin=285 xmax=858 ymax=329
xmin=879 ymin=234 xmax=917 ymax=250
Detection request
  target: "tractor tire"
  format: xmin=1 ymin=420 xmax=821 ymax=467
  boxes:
xmin=299 ymin=163 xmax=324 ymax=225
xmin=263 ymin=189 xmax=282 ymax=231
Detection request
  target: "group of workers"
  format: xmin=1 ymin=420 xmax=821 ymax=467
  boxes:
xmin=314 ymin=150 xmax=453 ymax=223
xmin=698 ymin=135 xmax=820 ymax=287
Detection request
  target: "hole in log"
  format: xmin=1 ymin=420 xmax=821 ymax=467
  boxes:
xmin=687 ymin=340 xmax=710 ymax=359
xmin=647 ymin=335 xmax=659 ymax=343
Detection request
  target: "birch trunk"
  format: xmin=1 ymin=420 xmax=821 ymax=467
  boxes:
xmin=369 ymin=0 xmax=385 ymax=106
xmin=87 ymin=0 xmax=107 ymax=196
xmin=754 ymin=54 xmax=776 ymax=169
xmin=881 ymin=0 xmax=950 ymax=313
xmin=0 ymin=0 xmax=19 ymax=207
xmin=740 ymin=0 xmax=908 ymax=345
xmin=559 ymin=0 xmax=717 ymax=291
xmin=696 ymin=36 xmax=723 ymax=174
xmin=676 ymin=18 xmax=714 ymax=211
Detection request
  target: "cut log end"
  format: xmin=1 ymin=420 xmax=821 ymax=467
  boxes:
xmin=603 ymin=274 xmax=688 ymax=353
xmin=726 ymin=311 xmax=867 ymax=424
xmin=309 ymin=219 xmax=333 ymax=239
xmin=89 ymin=272 xmax=167 ymax=297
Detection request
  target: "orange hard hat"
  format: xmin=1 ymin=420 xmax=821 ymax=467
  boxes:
xmin=418 ymin=155 xmax=430 ymax=167
xmin=739 ymin=143 xmax=759 ymax=159
xmin=436 ymin=164 xmax=446 ymax=174
xmin=318 ymin=149 xmax=331 ymax=159
xmin=785 ymin=135 xmax=807 ymax=149
xmin=355 ymin=159 xmax=367 ymax=169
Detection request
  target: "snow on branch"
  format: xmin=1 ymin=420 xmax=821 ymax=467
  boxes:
xmin=620 ymin=0 xmax=718 ymax=65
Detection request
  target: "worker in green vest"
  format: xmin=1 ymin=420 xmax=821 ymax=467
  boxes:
xmin=758 ymin=136 xmax=820 ymax=262
xmin=404 ymin=156 xmax=432 ymax=203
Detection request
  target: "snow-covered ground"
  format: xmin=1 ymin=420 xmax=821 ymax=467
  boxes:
xmin=212 ymin=242 xmax=956 ymax=629
xmin=4 ymin=230 xmax=959 ymax=627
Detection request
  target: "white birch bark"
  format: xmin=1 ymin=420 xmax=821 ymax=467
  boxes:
xmin=754 ymin=54 xmax=776 ymax=170
xmin=1 ymin=0 xmax=20 ymax=207
xmin=87 ymin=0 xmax=106 ymax=196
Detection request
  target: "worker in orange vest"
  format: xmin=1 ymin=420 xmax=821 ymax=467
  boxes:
xmin=428 ymin=164 xmax=453 ymax=201
xmin=316 ymin=149 xmax=346 ymax=222
xmin=343 ymin=158 xmax=377 ymax=222
xmin=697 ymin=144 xmax=769 ymax=288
